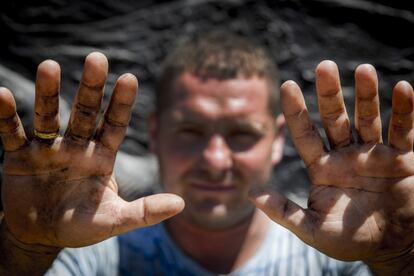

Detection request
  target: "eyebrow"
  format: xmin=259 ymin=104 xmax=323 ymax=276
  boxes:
xmin=229 ymin=119 xmax=268 ymax=134
xmin=169 ymin=114 xmax=268 ymax=134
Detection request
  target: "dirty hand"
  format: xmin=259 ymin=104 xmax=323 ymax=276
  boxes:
xmin=251 ymin=61 xmax=414 ymax=275
xmin=0 ymin=52 xmax=184 ymax=249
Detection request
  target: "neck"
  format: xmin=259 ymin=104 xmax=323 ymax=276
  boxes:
xmin=165 ymin=209 xmax=270 ymax=274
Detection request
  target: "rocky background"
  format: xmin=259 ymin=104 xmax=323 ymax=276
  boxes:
xmin=0 ymin=0 xmax=413 ymax=210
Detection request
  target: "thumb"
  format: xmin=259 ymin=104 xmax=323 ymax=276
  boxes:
xmin=114 ymin=193 xmax=185 ymax=235
xmin=249 ymin=187 xmax=317 ymax=247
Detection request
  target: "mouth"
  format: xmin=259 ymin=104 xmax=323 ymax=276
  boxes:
xmin=189 ymin=181 xmax=237 ymax=192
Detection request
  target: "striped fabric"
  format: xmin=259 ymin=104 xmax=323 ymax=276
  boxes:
xmin=47 ymin=222 xmax=371 ymax=276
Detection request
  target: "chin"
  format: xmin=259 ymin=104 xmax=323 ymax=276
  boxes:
xmin=185 ymin=202 xmax=255 ymax=229
xmin=191 ymin=215 xmax=237 ymax=230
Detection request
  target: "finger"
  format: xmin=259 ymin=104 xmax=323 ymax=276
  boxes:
xmin=249 ymin=188 xmax=318 ymax=249
xmin=281 ymin=80 xmax=327 ymax=166
xmin=33 ymin=60 xmax=61 ymax=138
xmin=354 ymin=64 xmax=382 ymax=144
xmin=388 ymin=81 xmax=414 ymax=151
xmin=114 ymin=193 xmax=184 ymax=235
xmin=0 ymin=87 xmax=27 ymax=151
xmin=315 ymin=60 xmax=352 ymax=148
xmin=95 ymin=73 xmax=138 ymax=152
xmin=65 ymin=52 xmax=108 ymax=142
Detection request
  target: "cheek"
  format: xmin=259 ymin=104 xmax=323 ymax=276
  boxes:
xmin=235 ymin=141 xmax=274 ymax=183
xmin=161 ymin=139 xmax=202 ymax=168
xmin=157 ymin=141 xmax=199 ymax=191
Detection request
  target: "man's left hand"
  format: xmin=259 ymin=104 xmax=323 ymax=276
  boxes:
xmin=251 ymin=60 xmax=414 ymax=275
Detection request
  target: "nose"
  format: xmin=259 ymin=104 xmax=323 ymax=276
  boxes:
xmin=201 ymin=135 xmax=233 ymax=174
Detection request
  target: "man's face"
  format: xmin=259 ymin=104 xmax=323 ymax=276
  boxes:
xmin=150 ymin=72 xmax=284 ymax=229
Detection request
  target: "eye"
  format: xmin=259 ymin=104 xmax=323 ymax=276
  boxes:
xmin=227 ymin=130 xmax=260 ymax=148
xmin=176 ymin=127 xmax=204 ymax=140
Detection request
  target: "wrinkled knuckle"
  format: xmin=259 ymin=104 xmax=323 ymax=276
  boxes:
xmin=75 ymin=102 xmax=99 ymax=117
xmin=307 ymin=161 xmax=327 ymax=184
xmin=139 ymin=197 xmax=149 ymax=225
xmin=331 ymin=136 xmax=352 ymax=148
xmin=293 ymin=123 xmax=317 ymax=140
xmin=325 ymin=115 xmax=350 ymax=130
xmin=0 ymin=114 xmax=20 ymax=134
xmin=391 ymin=114 xmax=414 ymax=129
xmin=105 ymin=116 xmax=129 ymax=128
xmin=81 ymin=77 xmax=105 ymax=91
xmin=285 ymin=108 xmax=306 ymax=120
xmin=390 ymin=124 xmax=411 ymax=136
xmin=320 ymin=88 xmax=340 ymax=97
xmin=322 ymin=107 xmax=345 ymax=121
xmin=358 ymin=116 xmax=379 ymax=128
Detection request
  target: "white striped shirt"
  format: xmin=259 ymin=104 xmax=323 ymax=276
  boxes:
xmin=47 ymin=222 xmax=371 ymax=275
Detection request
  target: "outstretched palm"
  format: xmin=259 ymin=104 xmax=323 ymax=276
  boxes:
xmin=252 ymin=61 xmax=414 ymax=273
xmin=0 ymin=53 xmax=183 ymax=248
xmin=305 ymin=144 xmax=414 ymax=261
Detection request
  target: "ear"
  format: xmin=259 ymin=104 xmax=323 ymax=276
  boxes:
xmin=148 ymin=112 xmax=158 ymax=154
xmin=271 ymin=114 xmax=286 ymax=165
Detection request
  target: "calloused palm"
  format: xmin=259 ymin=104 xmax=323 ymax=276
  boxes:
xmin=0 ymin=53 xmax=184 ymax=248
xmin=251 ymin=61 xmax=414 ymax=274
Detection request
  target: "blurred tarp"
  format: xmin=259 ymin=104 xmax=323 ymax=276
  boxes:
xmin=0 ymin=0 xmax=413 ymax=210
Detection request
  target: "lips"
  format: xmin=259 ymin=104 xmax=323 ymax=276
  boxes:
xmin=189 ymin=181 xmax=237 ymax=192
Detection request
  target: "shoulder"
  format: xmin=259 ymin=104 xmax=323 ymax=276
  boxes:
xmin=236 ymin=222 xmax=371 ymax=276
xmin=117 ymin=223 xmax=183 ymax=275
xmin=117 ymin=223 xmax=165 ymax=256
xmin=46 ymin=237 xmax=119 ymax=276
xmin=117 ymin=223 xmax=211 ymax=275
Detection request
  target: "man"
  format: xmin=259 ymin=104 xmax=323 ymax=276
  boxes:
xmin=1 ymin=31 xmax=414 ymax=275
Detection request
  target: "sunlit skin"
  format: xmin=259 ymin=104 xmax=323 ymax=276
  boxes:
xmin=150 ymin=72 xmax=285 ymax=230
xmin=1 ymin=52 xmax=414 ymax=275
xmin=149 ymin=72 xmax=285 ymax=272
xmin=251 ymin=62 xmax=414 ymax=275
xmin=0 ymin=53 xmax=185 ymax=275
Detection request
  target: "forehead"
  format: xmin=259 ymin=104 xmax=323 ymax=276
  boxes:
xmin=166 ymin=72 xmax=270 ymax=119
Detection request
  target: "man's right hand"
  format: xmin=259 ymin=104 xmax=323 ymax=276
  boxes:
xmin=0 ymin=52 xmax=184 ymax=273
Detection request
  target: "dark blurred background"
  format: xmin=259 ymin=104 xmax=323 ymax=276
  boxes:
xmin=1 ymin=0 xmax=413 ymax=210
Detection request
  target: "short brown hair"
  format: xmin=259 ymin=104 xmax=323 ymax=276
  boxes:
xmin=156 ymin=30 xmax=280 ymax=117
